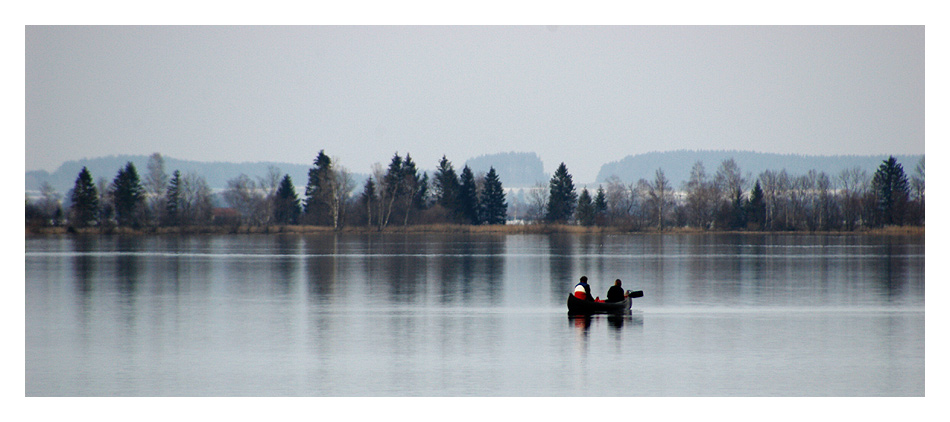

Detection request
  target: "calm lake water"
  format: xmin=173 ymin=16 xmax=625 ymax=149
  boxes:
xmin=25 ymin=232 xmax=924 ymax=396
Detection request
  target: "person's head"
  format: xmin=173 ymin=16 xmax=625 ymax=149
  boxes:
xmin=580 ymin=276 xmax=588 ymax=284
xmin=614 ymin=279 xmax=622 ymax=286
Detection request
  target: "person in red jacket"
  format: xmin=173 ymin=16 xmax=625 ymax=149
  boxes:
xmin=573 ymin=276 xmax=594 ymax=301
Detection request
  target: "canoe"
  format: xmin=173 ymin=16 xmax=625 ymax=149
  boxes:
xmin=567 ymin=294 xmax=632 ymax=315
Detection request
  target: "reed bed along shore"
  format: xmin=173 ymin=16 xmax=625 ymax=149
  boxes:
xmin=26 ymin=224 xmax=924 ymax=237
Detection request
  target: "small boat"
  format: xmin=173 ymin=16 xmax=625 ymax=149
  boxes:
xmin=567 ymin=290 xmax=642 ymax=315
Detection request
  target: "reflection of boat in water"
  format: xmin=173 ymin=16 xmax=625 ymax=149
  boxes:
xmin=566 ymin=290 xmax=642 ymax=315
xmin=568 ymin=312 xmax=644 ymax=333
xmin=606 ymin=312 xmax=643 ymax=329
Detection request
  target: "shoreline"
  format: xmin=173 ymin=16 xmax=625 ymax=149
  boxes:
xmin=25 ymin=224 xmax=925 ymax=237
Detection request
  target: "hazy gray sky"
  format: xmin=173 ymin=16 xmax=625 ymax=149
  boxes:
xmin=26 ymin=25 xmax=924 ymax=183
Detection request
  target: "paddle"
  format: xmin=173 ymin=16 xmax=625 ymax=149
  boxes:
xmin=626 ymin=290 xmax=644 ymax=298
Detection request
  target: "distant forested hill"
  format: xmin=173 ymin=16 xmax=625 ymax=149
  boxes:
xmin=28 ymin=150 xmax=925 ymax=197
xmin=27 ymin=152 xmax=550 ymax=196
xmin=595 ymin=150 xmax=924 ymax=188
xmin=465 ymin=152 xmax=548 ymax=187
xmin=25 ymin=155 xmax=331 ymax=195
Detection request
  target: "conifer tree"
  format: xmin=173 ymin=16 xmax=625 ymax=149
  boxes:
xmin=545 ymin=162 xmax=577 ymax=223
xmin=165 ymin=170 xmax=182 ymax=226
xmin=594 ymin=186 xmax=608 ymax=225
xmin=479 ymin=167 xmax=507 ymax=225
xmin=458 ymin=165 xmax=480 ymax=224
xmin=401 ymin=154 xmax=422 ymax=226
xmin=415 ymin=172 xmax=430 ymax=210
xmin=69 ymin=166 xmax=99 ymax=227
xmin=871 ymin=156 xmax=910 ymax=226
xmin=304 ymin=150 xmax=333 ymax=224
xmin=112 ymin=162 xmax=145 ymax=227
xmin=576 ymin=188 xmax=595 ymax=226
xmin=433 ymin=156 xmax=461 ymax=214
xmin=274 ymin=174 xmax=301 ymax=225
xmin=361 ymin=177 xmax=377 ymax=227
xmin=746 ymin=180 xmax=766 ymax=228
xmin=379 ymin=153 xmax=404 ymax=229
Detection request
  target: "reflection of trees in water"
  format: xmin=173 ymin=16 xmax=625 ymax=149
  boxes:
xmin=684 ymin=234 xmax=743 ymax=305
xmin=115 ymin=236 xmax=139 ymax=301
xmin=111 ymin=236 xmax=140 ymax=332
xmin=153 ymin=235 xmax=194 ymax=296
xmin=432 ymin=234 xmax=506 ymax=304
xmin=548 ymin=234 xmax=575 ymax=295
xmin=71 ymin=236 xmax=96 ymax=296
xmin=878 ymin=240 xmax=912 ymax=301
xmin=304 ymin=234 xmax=340 ymax=303
xmin=70 ymin=236 xmax=97 ymax=327
xmin=675 ymin=234 xmax=924 ymax=307
xmin=748 ymin=235 xmax=769 ymax=299
xmin=270 ymin=234 xmax=301 ymax=296
xmin=576 ymin=233 xmax=608 ymax=287
xmin=383 ymin=234 xmax=427 ymax=303
xmin=436 ymin=235 xmax=469 ymax=304
xmin=482 ymin=236 xmax=505 ymax=302
xmin=641 ymin=234 xmax=666 ymax=301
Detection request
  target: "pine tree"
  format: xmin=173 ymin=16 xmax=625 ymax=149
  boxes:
xmin=360 ymin=177 xmax=377 ymax=227
xmin=415 ymin=172 xmax=430 ymax=210
xmin=304 ymin=150 xmax=333 ymax=224
xmin=871 ymin=156 xmax=910 ymax=226
xmin=379 ymin=153 xmax=404 ymax=229
xmin=112 ymin=162 xmax=145 ymax=227
xmin=433 ymin=156 xmax=460 ymax=214
xmin=458 ymin=165 xmax=480 ymax=224
xmin=274 ymin=174 xmax=301 ymax=224
xmin=593 ymin=186 xmax=608 ymax=225
xmin=479 ymin=167 xmax=507 ymax=225
xmin=545 ymin=162 xmax=577 ymax=223
xmin=576 ymin=188 xmax=595 ymax=226
xmin=165 ymin=170 xmax=182 ymax=226
xmin=746 ymin=180 xmax=766 ymax=228
xmin=69 ymin=166 xmax=99 ymax=227
xmin=401 ymin=154 xmax=421 ymax=226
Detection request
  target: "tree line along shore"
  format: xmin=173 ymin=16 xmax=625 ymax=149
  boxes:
xmin=26 ymin=151 xmax=924 ymax=235
xmin=26 ymin=224 xmax=923 ymax=237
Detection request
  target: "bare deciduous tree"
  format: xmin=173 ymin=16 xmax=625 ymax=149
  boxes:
xmin=179 ymin=172 xmax=214 ymax=225
xmin=256 ymin=165 xmax=282 ymax=227
xmin=714 ymin=158 xmax=746 ymax=229
xmin=685 ymin=161 xmax=717 ymax=229
xmin=646 ymin=169 xmax=674 ymax=230
xmin=326 ymin=164 xmax=355 ymax=230
xmin=224 ymin=174 xmax=266 ymax=225
xmin=526 ymin=182 xmax=548 ymax=223
xmin=603 ymin=176 xmax=635 ymax=226
xmin=145 ymin=153 xmax=168 ymax=225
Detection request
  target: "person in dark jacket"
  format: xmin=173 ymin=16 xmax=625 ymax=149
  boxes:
xmin=606 ymin=279 xmax=626 ymax=302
